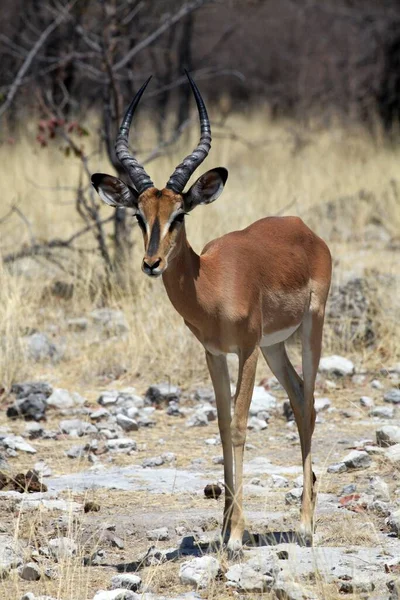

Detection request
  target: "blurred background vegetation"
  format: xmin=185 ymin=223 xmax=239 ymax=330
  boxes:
xmin=0 ymin=0 xmax=399 ymax=389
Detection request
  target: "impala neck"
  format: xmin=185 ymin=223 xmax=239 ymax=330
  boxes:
xmin=162 ymin=226 xmax=202 ymax=324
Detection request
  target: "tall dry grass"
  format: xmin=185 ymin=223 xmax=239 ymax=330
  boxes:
xmin=1 ymin=109 xmax=399 ymax=390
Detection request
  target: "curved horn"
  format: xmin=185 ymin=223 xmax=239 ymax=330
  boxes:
xmin=166 ymin=71 xmax=211 ymax=193
xmin=115 ymin=76 xmax=154 ymax=194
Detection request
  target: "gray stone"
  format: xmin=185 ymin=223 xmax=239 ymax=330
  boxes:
xmin=98 ymin=390 xmax=144 ymax=410
xmin=179 ymin=556 xmax=220 ymax=589
xmin=212 ymin=456 xmax=224 ymax=465
xmin=342 ymin=450 xmax=371 ymax=470
xmin=142 ymin=456 xmax=164 ymax=468
xmin=161 ymin=452 xmax=176 ymax=463
xmin=84 ymin=549 xmax=107 ymax=566
xmin=377 ymin=426 xmax=400 ymax=447
xmin=387 ymin=510 xmax=400 ymax=536
xmin=18 ymin=562 xmax=41 ymax=581
xmin=0 ymin=534 xmax=23 ymax=576
xmin=25 ymin=333 xmax=60 ymax=362
xmin=7 ymin=395 xmax=47 ymax=421
xmin=106 ymin=438 xmax=136 ymax=452
xmin=225 ymin=562 xmax=274 ymax=592
xmin=249 ymin=387 xmax=277 ymax=415
xmin=59 ymin=419 xmax=97 ymax=436
xmin=111 ymin=574 xmax=141 ymax=591
xmin=90 ymin=308 xmax=129 ymax=334
xmin=327 ymin=462 xmax=347 ymax=474
xmin=66 ymin=445 xmax=86 ymax=459
xmin=386 ymin=444 xmax=400 ymax=467
xmin=194 ymin=388 xmax=215 ymax=403
xmin=371 ymin=379 xmax=384 ymax=389
xmin=186 ymin=411 xmax=209 ymax=427
xmin=319 ymin=355 xmax=354 ymax=377
xmin=116 ymin=414 xmax=138 ymax=432
xmin=370 ymin=405 xmax=395 ymax=419
xmin=90 ymin=408 xmax=110 ymax=420
xmin=166 ymin=401 xmax=183 ymax=416
xmin=147 ymin=527 xmax=169 ymax=541
xmin=285 ymin=488 xmax=303 ymax=505
xmin=12 ymin=382 xmax=53 ymax=399
xmin=46 ymin=388 xmax=85 ymax=409
xmin=145 ymin=383 xmax=181 ymax=405
xmin=2 ymin=435 xmax=36 ymax=453
xmin=385 ymin=389 xmax=400 ymax=404
xmin=368 ymin=500 xmax=391 ymax=516
xmin=360 ymin=396 xmax=374 ymax=408
xmin=48 ymin=537 xmax=77 ymax=560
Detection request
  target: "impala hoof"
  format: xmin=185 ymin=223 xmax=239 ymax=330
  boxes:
xmin=297 ymin=524 xmax=313 ymax=547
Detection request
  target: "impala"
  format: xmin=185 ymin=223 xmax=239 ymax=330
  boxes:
xmin=91 ymin=72 xmax=332 ymax=550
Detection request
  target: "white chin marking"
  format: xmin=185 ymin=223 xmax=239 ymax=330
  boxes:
xmin=260 ymin=323 xmax=300 ymax=347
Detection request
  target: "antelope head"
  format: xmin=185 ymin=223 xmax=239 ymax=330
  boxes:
xmin=91 ymin=72 xmax=228 ymax=277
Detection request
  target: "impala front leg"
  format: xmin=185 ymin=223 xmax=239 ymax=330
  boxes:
xmin=205 ymin=351 xmax=234 ymax=540
xmin=228 ymin=346 xmax=259 ymax=552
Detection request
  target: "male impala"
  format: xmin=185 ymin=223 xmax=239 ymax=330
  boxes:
xmin=91 ymin=72 xmax=332 ymax=550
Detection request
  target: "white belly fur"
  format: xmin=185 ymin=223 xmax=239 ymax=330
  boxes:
xmin=260 ymin=323 xmax=301 ymax=347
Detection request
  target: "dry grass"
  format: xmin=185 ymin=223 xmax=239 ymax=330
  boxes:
xmin=0 ymin=111 xmax=399 ymax=600
xmin=1 ymin=110 xmax=399 ymax=391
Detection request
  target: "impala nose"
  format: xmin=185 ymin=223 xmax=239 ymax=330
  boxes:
xmin=143 ymin=257 xmax=161 ymax=276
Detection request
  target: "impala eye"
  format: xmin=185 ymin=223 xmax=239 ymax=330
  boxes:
xmin=169 ymin=213 xmax=185 ymax=232
xmin=135 ymin=214 xmax=146 ymax=232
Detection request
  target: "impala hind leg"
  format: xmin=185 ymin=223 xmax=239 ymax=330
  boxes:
xmin=228 ymin=346 xmax=259 ymax=552
xmin=297 ymin=309 xmax=324 ymax=544
xmin=261 ymin=336 xmax=318 ymax=546
xmin=205 ymin=352 xmax=234 ymax=540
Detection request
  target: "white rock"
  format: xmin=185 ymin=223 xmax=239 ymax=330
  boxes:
xmin=46 ymin=388 xmax=85 ymax=409
xmin=360 ymin=396 xmax=374 ymax=408
xmin=48 ymin=537 xmax=77 ymax=560
xmin=267 ymin=474 xmax=289 ymax=488
xmin=319 ymin=355 xmax=354 ymax=376
xmin=111 ymin=574 xmax=141 ymax=591
xmin=386 ymin=444 xmax=400 ymax=467
xmin=371 ymin=379 xmax=384 ymax=389
xmin=367 ymin=476 xmax=390 ymax=502
xmin=314 ymin=397 xmax=331 ymax=412
xmin=147 ymin=527 xmax=169 ymax=541
xmin=247 ymin=416 xmax=268 ymax=431
xmin=285 ymin=488 xmax=303 ymax=505
xmin=376 ymin=426 xmax=400 ymax=447
xmin=116 ymin=414 xmax=138 ymax=432
xmin=384 ymin=389 xmax=400 ymax=404
xmin=106 ymin=438 xmax=136 ymax=452
xmin=370 ymin=405 xmax=395 ymax=419
xmin=2 ymin=435 xmax=36 ymax=453
xmin=0 ymin=534 xmax=23 ymax=575
xmin=179 ymin=556 xmax=220 ymax=589
xmin=225 ymin=562 xmax=273 ymax=592
xmin=249 ymin=387 xmax=277 ymax=415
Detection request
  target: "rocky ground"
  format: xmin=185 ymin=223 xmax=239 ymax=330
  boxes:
xmin=0 ymin=355 xmax=400 ymax=600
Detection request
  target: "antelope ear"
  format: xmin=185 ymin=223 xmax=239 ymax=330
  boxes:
xmin=91 ymin=173 xmax=139 ymax=209
xmin=183 ymin=167 xmax=228 ymax=212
